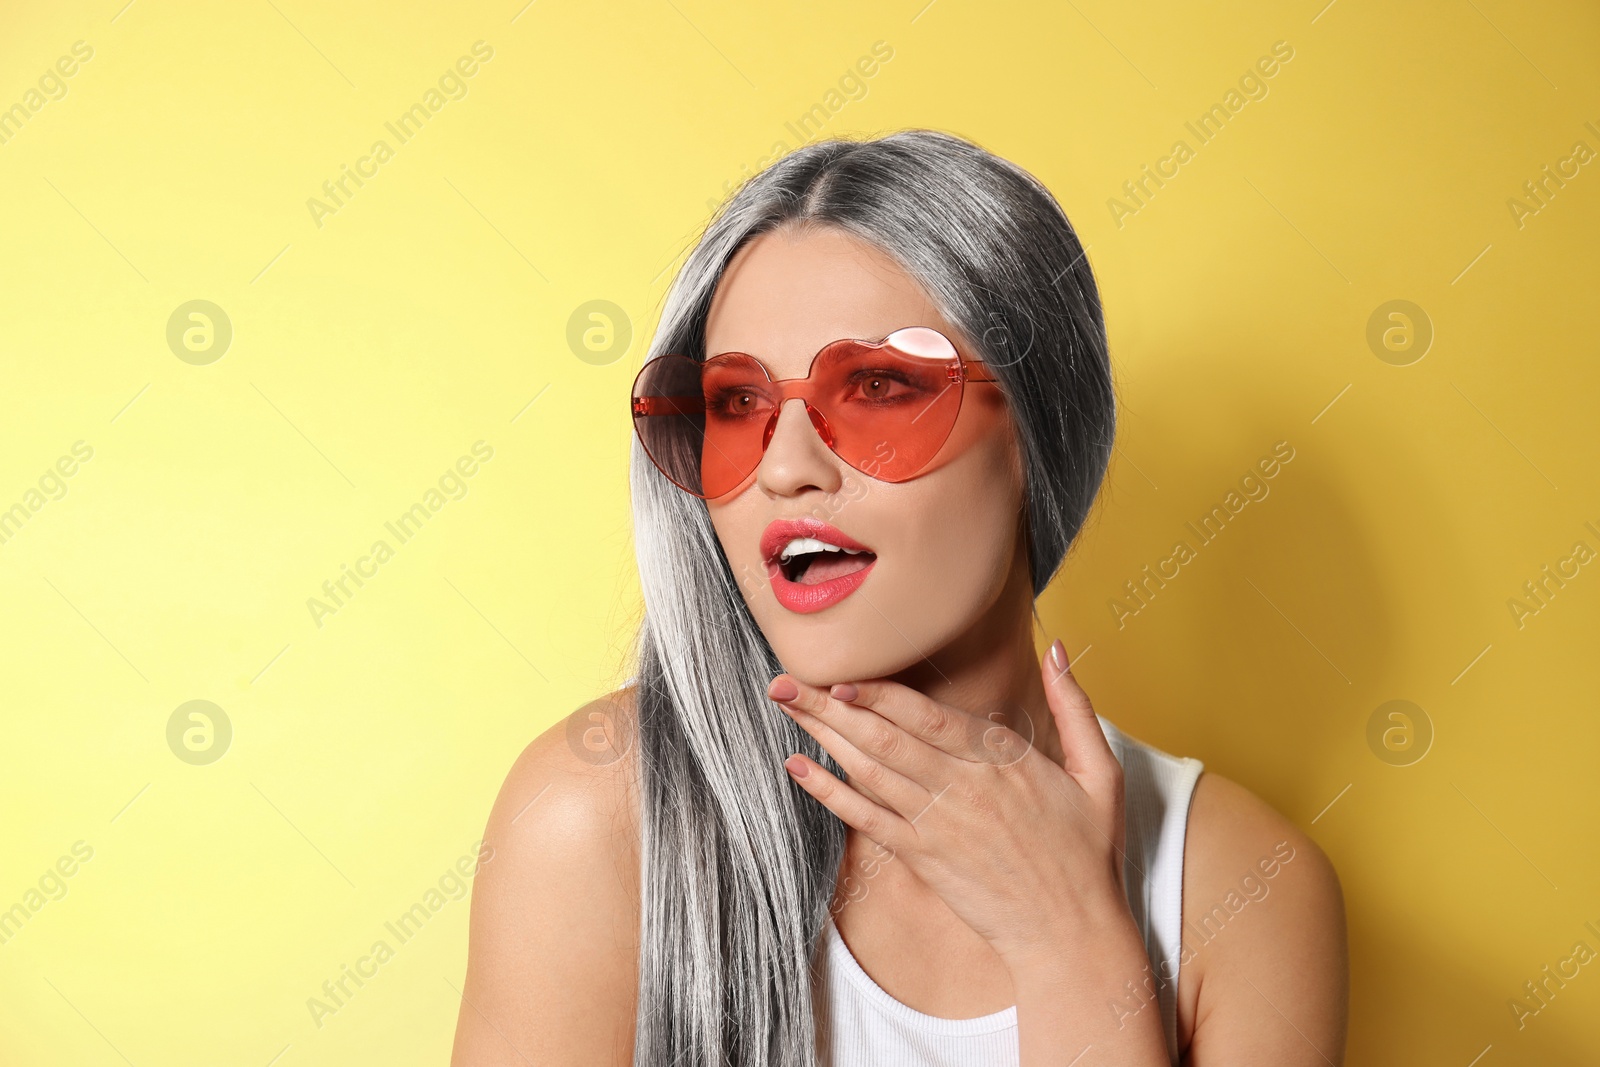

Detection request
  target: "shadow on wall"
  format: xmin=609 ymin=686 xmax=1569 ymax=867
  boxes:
xmin=1037 ymin=376 xmax=1553 ymax=1059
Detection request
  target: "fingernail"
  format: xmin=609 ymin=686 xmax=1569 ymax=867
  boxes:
xmin=769 ymin=676 xmax=799 ymax=702
xmin=1049 ymin=639 xmax=1068 ymax=673
xmin=829 ymin=683 xmax=858 ymax=702
xmin=784 ymin=754 xmax=809 ymax=778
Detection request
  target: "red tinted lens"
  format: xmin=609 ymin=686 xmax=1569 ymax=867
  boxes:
xmin=699 ymin=354 xmax=779 ymax=498
xmin=631 ymin=353 xmax=774 ymax=498
xmin=809 ymin=330 xmax=964 ymax=482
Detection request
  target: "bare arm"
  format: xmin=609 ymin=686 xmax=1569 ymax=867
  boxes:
xmin=450 ymin=697 xmax=641 ymax=1066
xmin=1179 ymin=772 xmax=1349 ymax=1065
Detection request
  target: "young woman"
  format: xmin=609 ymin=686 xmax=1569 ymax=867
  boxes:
xmin=450 ymin=129 xmax=1348 ymax=1066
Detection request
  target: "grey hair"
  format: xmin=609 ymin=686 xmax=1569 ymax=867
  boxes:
xmin=627 ymin=128 xmax=1114 ymax=1065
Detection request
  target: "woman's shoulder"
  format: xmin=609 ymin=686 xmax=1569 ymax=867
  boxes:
xmin=1177 ymin=769 xmax=1347 ymax=1061
xmin=510 ymin=683 xmax=642 ymax=798
xmin=481 ymin=683 xmax=644 ymax=896
xmin=1179 ymin=769 xmax=1344 ymax=961
xmin=450 ymin=685 xmax=642 ymax=1066
xmin=1092 ymin=719 xmax=1336 ymax=908
xmin=1093 ymin=720 xmax=1346 ymax=1061
xmin=485 ymin=684 xmax=642 ymax=850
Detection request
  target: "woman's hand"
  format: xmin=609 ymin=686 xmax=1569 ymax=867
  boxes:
xmin=769 ymin=640 xmax=1141 ymax=975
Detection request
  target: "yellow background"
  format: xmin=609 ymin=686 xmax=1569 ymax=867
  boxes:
xmin=1 ymin=0 xmax=1596 ymax=1063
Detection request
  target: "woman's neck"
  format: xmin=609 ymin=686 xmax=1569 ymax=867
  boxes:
xmin=883 ymin=529 xmax=1066 ymax=768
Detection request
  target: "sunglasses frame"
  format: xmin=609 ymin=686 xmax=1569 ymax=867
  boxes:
xmin=630 ymin=325 xmax=1002 ymax=501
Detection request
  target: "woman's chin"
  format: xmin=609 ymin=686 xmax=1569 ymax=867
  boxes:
xmin=770 ymin=640 xmax=932 ymax=690
xmin=773 ymin=656 xmax=869 ymax=689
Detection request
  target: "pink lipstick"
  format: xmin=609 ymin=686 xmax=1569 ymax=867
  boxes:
xmin=761 ymin=518 xmax=877 ymax=614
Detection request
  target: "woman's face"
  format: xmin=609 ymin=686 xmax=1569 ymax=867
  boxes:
xmin=703 ymin=223 xmax=1029 ymax=686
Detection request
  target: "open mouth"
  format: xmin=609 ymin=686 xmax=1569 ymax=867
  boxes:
xmin=777 ymin=540 xmax=878 ymax=586
xmin=759 ymin=521 xmax=877 ymax=612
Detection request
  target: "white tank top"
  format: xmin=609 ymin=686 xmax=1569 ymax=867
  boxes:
xmin=815 ymin=715 xmax=1204 ymax=1066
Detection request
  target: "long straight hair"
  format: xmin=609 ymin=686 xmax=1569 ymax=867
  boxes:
xmin=628 ymin=128 xmax=1115 ymax=1065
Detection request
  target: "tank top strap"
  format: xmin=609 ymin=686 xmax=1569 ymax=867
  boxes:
xmin=1096 ymin=714 xmax=1205 ymax=1064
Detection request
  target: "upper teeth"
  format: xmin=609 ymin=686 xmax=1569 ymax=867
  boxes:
xmin=779 ymin=537 xmax=868 ymax=563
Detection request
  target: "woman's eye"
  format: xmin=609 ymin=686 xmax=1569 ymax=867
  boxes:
xmin=846 ymin=370 xmax=914 ymax=402
xmin=706 ymin=388 xmax=769 ymax=418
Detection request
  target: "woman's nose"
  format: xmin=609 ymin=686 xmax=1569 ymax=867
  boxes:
xmin=755 ymin=398 xmax=844 ymax=496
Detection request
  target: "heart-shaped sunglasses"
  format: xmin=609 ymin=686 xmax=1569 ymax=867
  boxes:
xmin=630 ymin=325 xmax=1001 ymax=500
